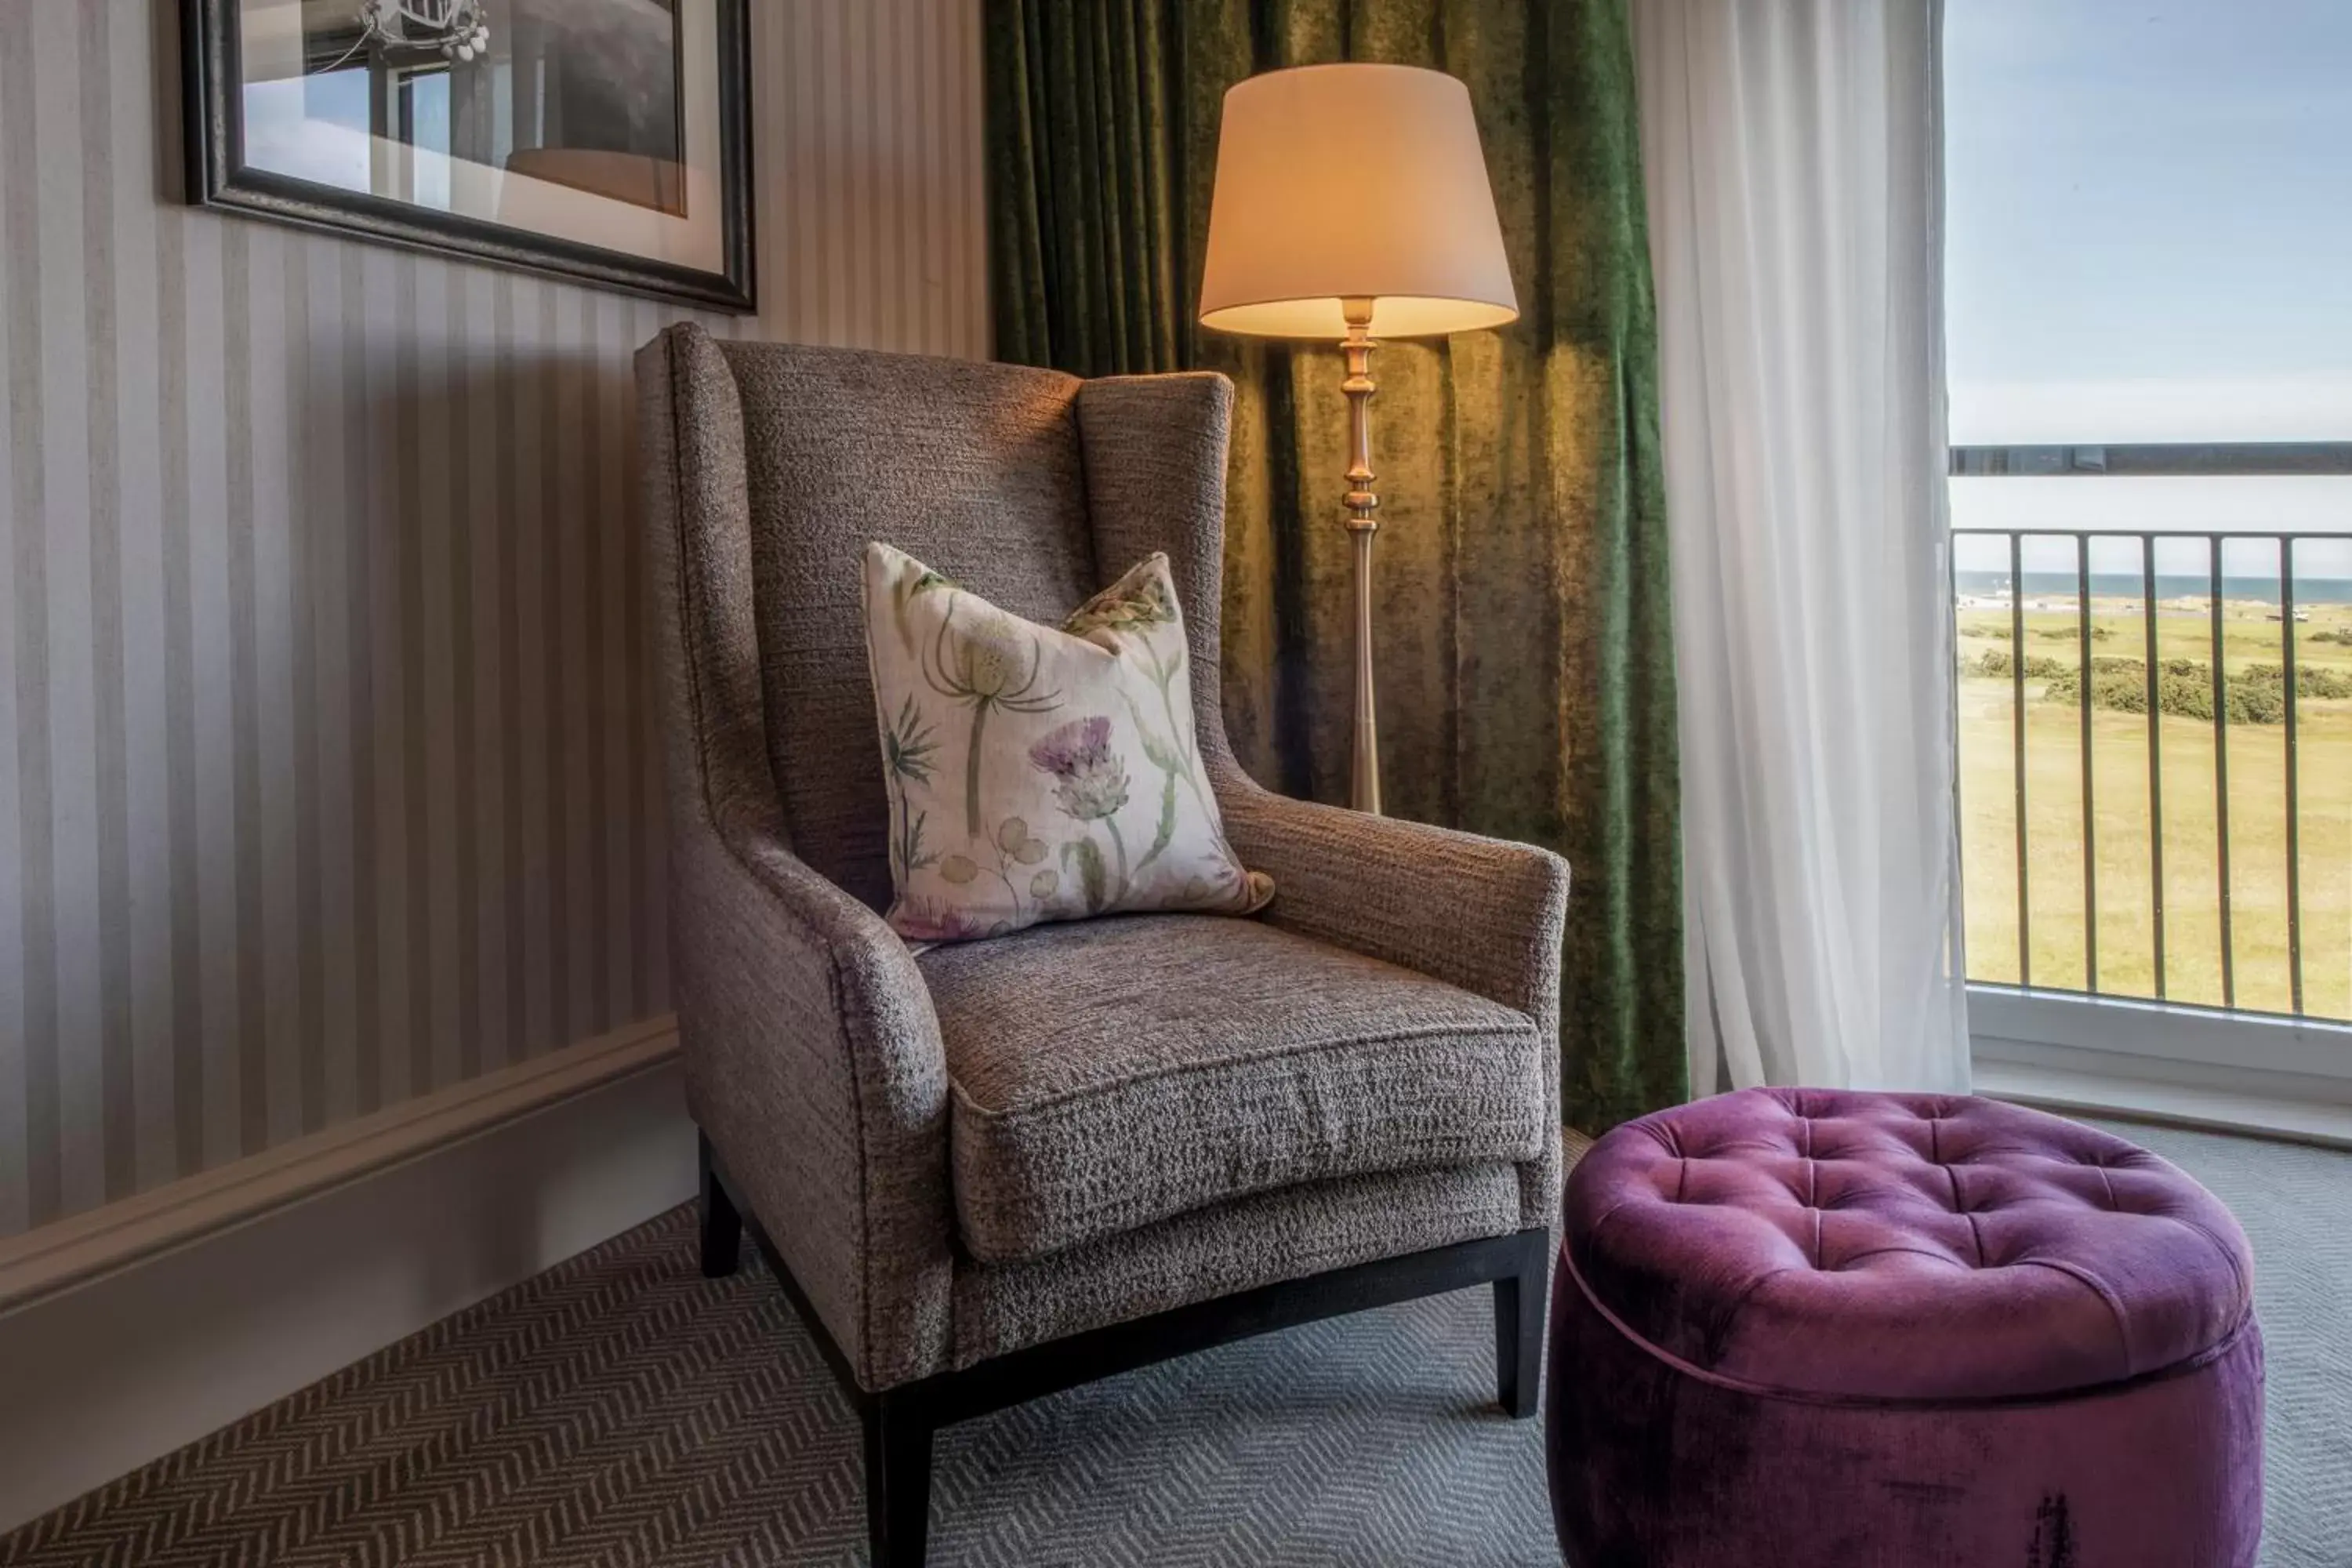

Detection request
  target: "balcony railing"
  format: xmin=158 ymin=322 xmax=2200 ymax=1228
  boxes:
xmin=1949 ymin=443 xmax=2352 ymax=1025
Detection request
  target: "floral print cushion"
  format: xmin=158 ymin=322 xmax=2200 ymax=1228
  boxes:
xmin=861 ymin=542 xmax=1274 ymax=944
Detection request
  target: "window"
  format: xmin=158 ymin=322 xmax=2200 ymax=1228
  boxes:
xmin=1944 ymin=2 xmax=2352 ymax=1048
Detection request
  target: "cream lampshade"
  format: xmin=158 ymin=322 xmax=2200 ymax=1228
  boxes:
xmin=1198 ymin=64 xmax=1518 ymax=340
xmin=1197 ymin=64 xmax=1517 ymax=815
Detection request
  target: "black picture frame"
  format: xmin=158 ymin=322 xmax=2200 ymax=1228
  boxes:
xmin=181 ymin=0 xmax=757 ymax=313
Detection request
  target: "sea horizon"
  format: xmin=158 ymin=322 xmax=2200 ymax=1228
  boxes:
xmin=1953 ymin=570 xmax=2352 ymax=606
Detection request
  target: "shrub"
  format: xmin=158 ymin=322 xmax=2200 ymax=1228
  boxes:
xmin=2039 ymin=659 xmax=2288 ymax=724
xmin=2034 ymin=625 xmax=2113 ymax=642
xmin=2156 ymin=671 xmax=2282 ymax=724
xmin=1972 ymin=648 xmax=2068 ymax=681
xmin=2042 ymin=667 xmax=2149 ymax=714
xmin=2157 ymin=672 xmax=2212 ymax=723
xmin=2242 ymin=662 xmax=2352 ymax=700
xmin=2227 ymin=679 xmax=2285 ymax=724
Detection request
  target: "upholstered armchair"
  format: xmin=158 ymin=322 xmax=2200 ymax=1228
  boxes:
xmin=637 ymin=323 xmax=1567 ymax=1567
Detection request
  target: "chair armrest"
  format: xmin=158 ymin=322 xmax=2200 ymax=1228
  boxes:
xmin=671 ymin=807 xmax=953 ymax=1390
xmin=1214 ymin=776 xmax=1571 ymax=1022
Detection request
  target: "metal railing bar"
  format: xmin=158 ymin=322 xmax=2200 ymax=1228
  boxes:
xmin=2281 ymin=538 xmax=2303 ymax=1015
xmin=1951 ymin=526 xmax=2352 ymax=542
xmin=2142 ymin=535 xmax=2165 ymax=999
xmin=1955 ymin=519 xmax=2348 ymax=1022
xmin=2012 ymin=532 xmax=2031 ymax=988
xmin=2077 ymin=537 xmax=2099 ymax=992
xmin=2209 ymin=536 xmax=2236 ymax=1009
xmin=1951 ymin=442 xmax=2352 ymax=478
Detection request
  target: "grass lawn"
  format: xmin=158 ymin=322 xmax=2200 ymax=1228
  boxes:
xmin=1956 ymin=599 xmax=2352 ymax=1022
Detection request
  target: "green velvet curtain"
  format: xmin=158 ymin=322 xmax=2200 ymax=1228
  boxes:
xmin=985 ymin=0 xmax=1683 ymax=1131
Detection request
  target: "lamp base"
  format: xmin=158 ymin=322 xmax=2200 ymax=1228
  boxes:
xmin=1341 ymin=298 xmax=1381 ymax=816
xmin=1349 ymin=526 xmax=1381 ymax=815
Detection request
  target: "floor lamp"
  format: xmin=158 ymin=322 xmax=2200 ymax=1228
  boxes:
xmin=1196 ymin=63 xmax=1518 ymax=815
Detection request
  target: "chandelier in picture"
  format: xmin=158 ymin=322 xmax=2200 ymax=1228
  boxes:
xmin=354 ymin=0 xmax=492 ymax=61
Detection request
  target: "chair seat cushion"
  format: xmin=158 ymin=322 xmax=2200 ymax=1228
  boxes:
xmin=919 ymin=913 xmax=1548 ymax=1263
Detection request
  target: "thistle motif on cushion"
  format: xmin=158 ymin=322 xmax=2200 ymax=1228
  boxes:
xmin=862 ymin=543 xmax=1272 ymax=942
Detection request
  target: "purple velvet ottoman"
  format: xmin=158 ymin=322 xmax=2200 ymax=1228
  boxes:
xmin=1547 ymin=1087 xmax=2263 ymax=1567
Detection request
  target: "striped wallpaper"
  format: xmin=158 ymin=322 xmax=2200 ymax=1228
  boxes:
xmin=0 ymin=0 xmax=989 ymax=1239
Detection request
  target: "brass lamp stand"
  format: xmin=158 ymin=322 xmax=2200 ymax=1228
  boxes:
xmin=1339 ymin=296 xmax=1382 ymax=814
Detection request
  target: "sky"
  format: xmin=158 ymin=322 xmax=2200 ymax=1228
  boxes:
xmin=1944 ymin=0 xmax=2352 ymax=568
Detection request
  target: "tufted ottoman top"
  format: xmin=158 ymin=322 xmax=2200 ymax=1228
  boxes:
xmin=1565 ymin=1087 xmax=2256 ymax=1402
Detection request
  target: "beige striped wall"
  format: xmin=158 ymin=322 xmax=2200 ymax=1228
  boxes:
xmin=0 ymin=0 xmax=989 ymax=1239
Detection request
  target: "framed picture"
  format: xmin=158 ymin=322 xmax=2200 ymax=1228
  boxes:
xmin=183 ymin=0 xmax=755 ymax=311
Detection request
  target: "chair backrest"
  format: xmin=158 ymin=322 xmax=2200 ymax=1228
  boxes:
xmin=641 ymin=325 xmax=1237 ymax=911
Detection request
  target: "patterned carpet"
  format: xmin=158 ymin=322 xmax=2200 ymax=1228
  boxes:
xmin=2 ymin=1117 xmax=2343 ymax=1567
xmin=0 ymin=1205 xmax=1556 ymax=1567
xmin=2087 ymin=1120 xmax=2352 ymax=1568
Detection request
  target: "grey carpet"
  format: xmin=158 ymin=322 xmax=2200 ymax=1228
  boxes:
xmin=2 ymin=1117 xmax=2343 ymax=1566
xmin=0 ymin=1204 xmax=1556 ymax=1567
xmin=2085 ymin=1119 xmax=2352 ymax=1568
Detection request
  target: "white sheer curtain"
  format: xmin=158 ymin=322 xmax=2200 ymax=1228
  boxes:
xmin=1634 ymin=0 xmax=1970 ymax=1093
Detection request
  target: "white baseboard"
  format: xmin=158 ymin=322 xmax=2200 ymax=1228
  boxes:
xmin=0 ymin=1018 xmax=693 ymax=1534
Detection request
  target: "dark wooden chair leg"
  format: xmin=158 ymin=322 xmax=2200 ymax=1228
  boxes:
xmin=863 ymin=1390 xmax=935 ymax=1568
xmin=1493 ymin=1227 xmax=1550 ymax=1418
xmin=699 ymin=1134 xmax=743 ymax=1279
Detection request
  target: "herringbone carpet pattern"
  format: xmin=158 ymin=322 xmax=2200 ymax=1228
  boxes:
xmin=2089 ymin=1120 xmax=2352 ymax=1568
xmin=0 ymin=1207 xmax=1556 ymax=1567
xmin=2 ymin=1119 xmax=2342 ymax=1566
